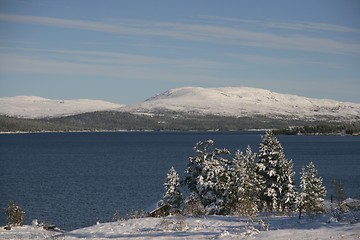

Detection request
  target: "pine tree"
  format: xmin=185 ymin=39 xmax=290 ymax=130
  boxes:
xmin=184 ymin=140 xmax=214 ymax=195
xmin=297 ymin=162 xmax=327 ymax=218
xmin=231 ymin=146 xmax=261 ymax=217
xmin=256 ymin=130 xmax=297 ymax=212
xmin=159 ymin=167 xmax=183 ymax=213
xmin=184 ymin=139 xmax=232 ymax=215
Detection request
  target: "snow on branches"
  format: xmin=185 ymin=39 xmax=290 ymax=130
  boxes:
xmin=297 ymin=162 xmax=327 ymax=218
xmin=159 ymin=166 xmax=184 ymax=213
xmin=160 ymin=130 xmax=327 ymax=218
xmin=256 ymin=130 xmax=297 ymax=212
xmin=184 ymin=139 xmax=232 ymax=214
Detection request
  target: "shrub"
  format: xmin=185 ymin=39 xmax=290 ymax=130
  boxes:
xmin=126 ymin=209 xmax=149 ymax=219
xmin=182 ymin=194 xmax=205 ymax=216
xmin=112 ymin=209 xmax=124 ymax=222
xmin=332 ymin=180 xmax=346 ymax=206
xmin=5 ymin=201 xmax=25 ymax=226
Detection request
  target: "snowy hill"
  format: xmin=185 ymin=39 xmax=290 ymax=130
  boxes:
xmin=126 ymin=87 xmax=360 ymax=121
xmin=1 ymin=87 xmax=360 ymax=121
xmin=0 ymin=96 xmax=125 ymax=118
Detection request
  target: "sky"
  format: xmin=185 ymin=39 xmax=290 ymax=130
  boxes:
xmin=0 ymin=0 xmax=359 ymax=104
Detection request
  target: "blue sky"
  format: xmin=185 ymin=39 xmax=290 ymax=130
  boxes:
xmin=0 ymin=0 xmax=359 ymax=104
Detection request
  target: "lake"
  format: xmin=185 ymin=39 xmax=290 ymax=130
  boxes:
xmin=1 ymin=131 xmax=359 ymax=230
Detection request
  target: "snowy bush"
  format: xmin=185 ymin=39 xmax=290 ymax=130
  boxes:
xmin=331 ymin=180 xmax=346 ymax=206
xmin=182 ymin=192 xmax=205 ymax=216
xmin=112 ymin=209 xmax=123 ymax=222
xmin=5 ymin=201 xmax=25 ymax=226
xmin=330 ymin=198 xmax=360 ymax=223
xmin=126 ymin=209 xmax=149 ymax=219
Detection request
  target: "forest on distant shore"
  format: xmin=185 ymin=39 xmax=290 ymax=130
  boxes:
xmin=1 ymin=111 xmax=360 ymax=134
xmin=275 ymin=122 xmax=360 ymax=135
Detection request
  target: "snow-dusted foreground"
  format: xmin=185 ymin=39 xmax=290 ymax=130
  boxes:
xmin=1 ymin=214 xmax=359 ymax=240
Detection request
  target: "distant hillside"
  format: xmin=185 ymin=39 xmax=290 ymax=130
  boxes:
xmin=1 ymin=87 xmax=360 ymax=132
xmin=1 ymin=87 xmax=360 ymax=122
xmin=0 ymin=96 xmax=124 ymax=118
xmin=123 ymin=87 xmax=360 ymax=122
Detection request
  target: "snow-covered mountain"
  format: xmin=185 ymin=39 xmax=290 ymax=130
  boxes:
xmin=0 ymin=96 xmax=125 ymax=118
xmin=125 ymin=87 xmax=360 ymax=121
xmin=1 ymin=87 xmax=360 ymax=121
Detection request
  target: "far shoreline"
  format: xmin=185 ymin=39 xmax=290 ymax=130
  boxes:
xmin=1 ymin=129 xmax=359 ymax=136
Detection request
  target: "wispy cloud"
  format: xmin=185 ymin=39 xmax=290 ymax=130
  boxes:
xmin=223 ymin=52 xmax=343 ymax=69
xmin=199 ymin=15 xmax=360 ymax=33
xmin=0 ymin=47 xmax=233 ymax=69
xmin=223 ymin=53 xmax=296 ymax=65
xmin=1 ymin=14 xmax=359 ymax=55
xmin=0 ymin=48 xmax=240 ymax=85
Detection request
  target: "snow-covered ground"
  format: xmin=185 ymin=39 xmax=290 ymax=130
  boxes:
xmin=0 ymin=96 xmax=125 ymax=118
xmin=1 ymin=214 xmax=359 ymax=239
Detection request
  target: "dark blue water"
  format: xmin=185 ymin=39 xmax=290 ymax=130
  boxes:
xmin=1 ymin=131 xmax=359 ymax=230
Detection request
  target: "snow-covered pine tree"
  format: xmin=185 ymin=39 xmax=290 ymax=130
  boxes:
xmin=183 ymin=140 xmax=214 ymax=195
xmin=277 ymin=153 xmax=297 ymax=212
xmin=231 ymin=146 xmax=261 ymax=217
xmin=183 ymin=140 xmax=232 ymax=215
xmin=200 ymin=147 xmax=232 ymax=215
xmin=159 ymin=166 xmax=183 ymax=213
xmin=297 ymin=161 xmax=327 ymax=218
xmin=256 ymin=130 xmax=297 ymax=212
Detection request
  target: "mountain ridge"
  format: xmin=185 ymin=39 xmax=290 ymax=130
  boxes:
xmin=1 ymin=87 xmax=360 ymax=122
xmin=123 ymin=87 xmax=360 ymax=121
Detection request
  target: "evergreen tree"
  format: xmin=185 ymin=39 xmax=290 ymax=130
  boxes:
xmin=297 ymin=162 xmax=327 ymax=218
xmin=159 ymin=167 xmax=183 ymax=212
xmin=231 ymin=146 xmax=261 ymax=216
xmin=184 ymin=139 xmax=232 ymax=215
xmin=256 ymin=130 xmax=297 ymax=212
xmin=184 ymin=140 xmax=214 ymax=195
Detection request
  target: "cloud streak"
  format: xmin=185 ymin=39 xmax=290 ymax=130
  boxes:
xmin=1 ymin=14 xmax=359 ymax=55
xmin=199 ymin=15 xmax=360 ymax=33
xmin=0 ymin=49 xmax=239 ymax=85
xmin=0 ymin=47 xmax=235 ymax=69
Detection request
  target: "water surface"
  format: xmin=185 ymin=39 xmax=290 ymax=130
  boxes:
xmin=1 ymin=131 xmax=359 ymax=230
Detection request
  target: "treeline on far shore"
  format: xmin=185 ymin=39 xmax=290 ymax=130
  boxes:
xmin=275 ymin=122 xmax=360 ymax=136
xmin=0 ymin=112 xmax=305 ymax=132
xmin=1 ymin=112 xmax=359 ymax=134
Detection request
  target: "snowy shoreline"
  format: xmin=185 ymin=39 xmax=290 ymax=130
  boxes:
xmin=0 ymin=129 xmax=264 ymax=135
xmin=1 ymin=214 xmax=359 ymax=240
xmin=0 ymin=129 xmax=164 ymax=135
